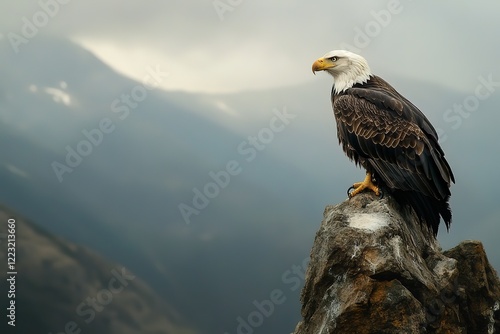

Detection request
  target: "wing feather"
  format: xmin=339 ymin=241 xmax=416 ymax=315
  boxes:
xmin=333 ymin=92 xmax=453 ymax=200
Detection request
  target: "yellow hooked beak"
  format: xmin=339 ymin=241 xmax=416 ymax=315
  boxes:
xmin=312 ymin=57 xmax=335 ymax=74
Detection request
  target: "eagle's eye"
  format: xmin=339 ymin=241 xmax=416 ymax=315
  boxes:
xmin=329 ymin=56 xmax=338 ymax=62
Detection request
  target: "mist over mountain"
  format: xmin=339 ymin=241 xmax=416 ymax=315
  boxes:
xmin=0 ymin=37 xmax=498 ymax=333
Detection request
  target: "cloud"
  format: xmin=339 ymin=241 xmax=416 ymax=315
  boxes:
xmin=1 ymin=1 xmax=500 ymax=93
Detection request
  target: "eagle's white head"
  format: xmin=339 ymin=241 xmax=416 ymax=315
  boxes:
xmin=312 ymin=50 xmax=372 ymax=94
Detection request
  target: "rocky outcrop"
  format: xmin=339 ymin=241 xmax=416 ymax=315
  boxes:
xmin=293 ymin=193 xmax=500 ymax=334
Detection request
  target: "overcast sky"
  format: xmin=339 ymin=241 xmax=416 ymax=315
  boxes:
xmin=1 ymin=1 xmax=500 ymax=93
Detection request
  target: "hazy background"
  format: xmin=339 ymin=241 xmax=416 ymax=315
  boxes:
xmin=0 ymin=1 xmax=499 ymax=333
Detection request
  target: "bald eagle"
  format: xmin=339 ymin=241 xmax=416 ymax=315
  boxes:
xmin=312 ymin=50 xmax=454 ymax=236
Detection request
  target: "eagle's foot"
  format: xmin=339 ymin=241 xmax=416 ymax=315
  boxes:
xmin=347 ymin=173 xmax=380 ymax=198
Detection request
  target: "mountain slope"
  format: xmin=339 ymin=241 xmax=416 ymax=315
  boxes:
xmin=0 ymin=205 xmax=195 ymax=334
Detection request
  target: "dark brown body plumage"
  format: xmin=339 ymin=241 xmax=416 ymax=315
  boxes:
xmin=332 ymin=75 xmax=455 ymax=235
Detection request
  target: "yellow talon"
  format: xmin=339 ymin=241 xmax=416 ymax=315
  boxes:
xmin=348 ymin=172 xmax=380 ymax=198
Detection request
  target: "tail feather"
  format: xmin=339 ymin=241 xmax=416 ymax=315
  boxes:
xmin=392 ymin=190 xmax=452 ymax=236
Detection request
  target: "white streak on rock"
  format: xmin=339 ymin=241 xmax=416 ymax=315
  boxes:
xmin=489 ymin=301 xmax=499 ymax=334
xmin=349 ymin=213 xmax=388 ymax=232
